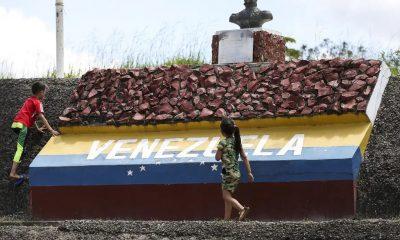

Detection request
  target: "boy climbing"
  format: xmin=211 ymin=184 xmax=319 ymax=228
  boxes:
xmin=215 ymin=118 xmax=254 ymax=221
xmin=9 ymin=82 xmax=60 ymax=186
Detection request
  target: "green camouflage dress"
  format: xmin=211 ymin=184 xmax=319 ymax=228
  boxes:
xmin=217 ymin=137 xmax=241 ymax=193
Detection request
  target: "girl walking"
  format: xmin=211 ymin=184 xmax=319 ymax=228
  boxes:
xmin=215 ymin=118 xmax=254 ymax=221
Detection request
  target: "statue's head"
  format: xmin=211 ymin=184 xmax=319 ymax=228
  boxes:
xmin=230 ymin=0 xmax=273 ymax=29
xmin=244 ymin=0 xmax=257 ymax=8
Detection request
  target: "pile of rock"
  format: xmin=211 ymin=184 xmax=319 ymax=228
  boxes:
xmin=60 ymin=59 xmax=381 ymax=126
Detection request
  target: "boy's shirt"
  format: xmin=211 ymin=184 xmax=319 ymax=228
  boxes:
xmin=14 ymin=96 xmax=44 ymax=128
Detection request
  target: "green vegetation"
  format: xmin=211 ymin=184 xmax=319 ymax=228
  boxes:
xmin=297 ymin=38 xmax=399 ymax=76
xmin=120 ymin=52 xmax=205 ymax=69
xmin=284 ymin=36 xmax=301 ymax=60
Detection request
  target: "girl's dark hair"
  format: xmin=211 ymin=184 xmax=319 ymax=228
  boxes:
xmin=32 ymin=82 xmax=47 ymax=95
xmin=220 ymin=118 xmax=243 ymax=153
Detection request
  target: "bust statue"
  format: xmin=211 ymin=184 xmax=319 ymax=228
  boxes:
xmin=229 ymin=0 xmax=273 ymax=29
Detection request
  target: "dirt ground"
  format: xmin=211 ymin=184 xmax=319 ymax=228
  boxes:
xmin=0 ymin=77 xmax=399 ymax=239
xmin=0 ymin=218 xmax=400 ymax=240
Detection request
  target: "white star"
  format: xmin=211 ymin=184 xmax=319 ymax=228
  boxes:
xmin=140 ymin=165 xmax=146 ymax=172
xmin=200 ymin=161 xmax=205 ymax=166
xmin=127 ymin=170 xmax=133 ymax=176
xmin=211 ymin=164 xmax=218 ymax=171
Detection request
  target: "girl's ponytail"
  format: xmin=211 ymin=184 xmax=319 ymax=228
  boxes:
xmin=234 ymin=125 xmax=243 ymax=153
xmin=220 ymin=117 xmax=242 ymax=153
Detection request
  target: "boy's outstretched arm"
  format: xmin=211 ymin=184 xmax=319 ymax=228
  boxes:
xmin=240 ymin=149 xmax=254 ymax=182
xmin=35 ymin=122 xmax=46 ymax=133
xmin=37 ymin=114 xmax=60 ymax=136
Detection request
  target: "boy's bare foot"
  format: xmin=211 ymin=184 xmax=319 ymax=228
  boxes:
xmin=238 ymin=206 xmax=250 ymax=221
xmin=9 ymin=173 xmax=29 ymax=180
xmin=9 ymin=173 xmax=20 ymax=179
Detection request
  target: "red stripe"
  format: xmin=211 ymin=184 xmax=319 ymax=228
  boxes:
xmin=30 ymin=181 xmax=356 ymax=220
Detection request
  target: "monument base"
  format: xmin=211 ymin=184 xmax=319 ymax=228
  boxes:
xmin=212 ymin=29 xmax=285 ymax=64
xmin=30 ymin=181 xmax=355 ymax=220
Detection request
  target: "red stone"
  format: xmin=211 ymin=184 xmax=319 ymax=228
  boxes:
xmin=229 ymin=112 xmax=241 ymax=118
xmin=205 ymin=76 xmax=217 ymax=87
xmin=355 ymin=74 xmax=368 ymax=80
xmin=181 ymin=100 xmax=195 ymax=113
xmin=197 ymin=88 xmax=206 ymax=95
xmin=369 ymin=60 xmax=381 ymax=66
xmin=247 ymin=80 xmax=259 ymax=92
xmin=341 ymin=99 xmax=357 ymax=110
xmin=301 ymin=107 xmax=313 ymax=115
xmin=281 ymin=100 xmax=296 ymax=109
xmin=256 ymin=88 xmax=266 ymax=93
xmin=171 ymin=81 xmax=180 ymax=91
xmin=133 ymin=113 xmax=145 ymax=121
xmin=62 ymin=107 xmax=77 ymax=116
xmin=327 ymin=80 xmax=339 ymax=88
xmin=170 ymin=98 xmax=178 ymax=106
xmin=139 ymin=102 xmax=150 ymax=111
xmin=215 ymin=108 xmax=226 ymax=118
xmin=158 ymin=103 xmax=173 ymax=114
xmin=146 ymin=113 xmax=155 ymax=120
xmin=307 ymin=99 xmax=316 ymax=107
xmin=188 ymin=110 xmax=200 ymax=119
xmin=363 ymin=86 xmax=372 ymax=96
xmin=341 ymin=91 xmax=359 ymax=101
xmin=209 ymin=99 xmax=223 ymax=109
xmin=200 ymin=108 xmax=214 ymax=118
xmin=294 ymin=65 xmax=308 ymax=74
xmin=82 ymin=107 xmax=91 ymax=116
xmin=349 ymin=80 xmax=367 ymax=91
xmin=326 ymin=73 xmax=339 ymax=82
xmin=155 ymin=114 xmax=172 ymax=121
xmin=316 ymin=84 xmax=333 ymax=97
xmin=280 ymin=78 xmax=290 ymax=88
xmin=289 ymin=82 xmax=302 ymax=92
xmin=366 ymin=66 xmax=380 ymax=76
xmin=344 ymin=69 xmax=358 ymax=79
xmin=235 ymin=63 xmax=246 ymax=69
xmin=120 ymin=75 xmax=132 ymax=81
xmin=357 ymin=101 xmax=368 ymax=111
xmin=359 ymin=64 xmax=369 ymax=72
xmin=200 ymin=65 xmax=214 ymax=73
xmin=341 ymin=80 xmax=353 ymax=88
xmin=367 ymin=77 xmax=377 ymax=85
xmin=195 ymin=102 xmax=207 ymax=110
xmin=59 ymin=116 xmax=71 ymax=122
xmin=189 ymin=74 xmax=198 ymax=82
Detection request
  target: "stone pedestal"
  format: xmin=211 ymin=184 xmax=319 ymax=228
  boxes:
xmin=212 ymin=29 xmax=285 ymax=64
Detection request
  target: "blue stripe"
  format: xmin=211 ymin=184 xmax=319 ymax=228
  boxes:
xmin=29 ymin=148 xmax=362 ymax=187
xmin=30 ymin=146 xmax=358 ymax=167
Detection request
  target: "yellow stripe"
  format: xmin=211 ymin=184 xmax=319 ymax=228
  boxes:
xmin=60 ymin=113 xmax=370 ymax=134
xmin=41 ymin=122 xmax=372 ymax=155
xmin=359 ymin=124 xmax=373 ymax=155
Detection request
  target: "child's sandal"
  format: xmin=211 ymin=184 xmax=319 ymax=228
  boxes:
xmin=238 ymin=206 xmax=250 ymax=221
xmin=14 ymin=174 xmax=28 ymax=187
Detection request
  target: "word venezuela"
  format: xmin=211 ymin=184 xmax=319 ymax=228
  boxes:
xmin=87 ymin=134 xmax=305 ymax=161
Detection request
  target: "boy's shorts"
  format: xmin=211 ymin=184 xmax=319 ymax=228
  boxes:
xmin=11 ymin=122 xmax=28 ymax=164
